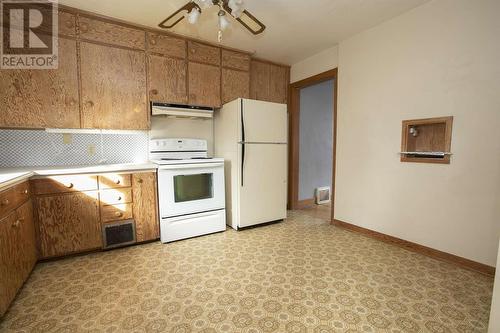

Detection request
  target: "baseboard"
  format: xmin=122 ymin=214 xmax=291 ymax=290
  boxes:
xmin=332 ymin=219 xmax=495 ymax=277
xmin=296 ymin=198 xmax=315 ymax=209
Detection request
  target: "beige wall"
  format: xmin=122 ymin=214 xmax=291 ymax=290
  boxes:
xmin=290 ymin=45 xmax=339 ymax=83
xmin=490 ymin=240 xmax=500 ymax=331
xmin=335 ymin=0 xmax=500 ymax=266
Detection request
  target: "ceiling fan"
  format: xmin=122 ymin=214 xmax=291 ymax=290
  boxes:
xmin=159 ymin=0 xmax=266 ymax=42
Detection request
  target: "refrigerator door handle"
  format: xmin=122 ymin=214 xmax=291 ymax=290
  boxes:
xmin=240 ymin=99 xmax=245 ymax=187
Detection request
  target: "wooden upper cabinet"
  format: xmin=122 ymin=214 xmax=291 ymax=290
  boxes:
xmin=250 ymin=60 xmax=289 ymax=104
xmin=80 ymin=42 xmax=148 ymax=130
xmin=35 ymin=192 xmax=101 ymax=258
xmin=147 ymin=32 xmax=186 ymax=59
xmin=188 ymin=41 xmax=221 ymax=66
xmin=222 ymin=68 xmax=250 ymax=104
xmin=132 ymin=173 xmax=159 ymax=242
xmin=38 ymin=9 xmax=76 ymax=37
xmin=78 ymin=16 xmax=145 ymax=50
xmin=0 ymin=38 xmax=80 ymax=129
xmin=188 ymin=62 xmax=221 ymax=107
xmin=222 ymin=50 xmax=250 ymax=71
xmin=148 ymin=55 xmax=187 ymax=104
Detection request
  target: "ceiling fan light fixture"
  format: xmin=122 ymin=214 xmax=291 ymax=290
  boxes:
xmin=195 ymin=0 xmax=211 ymax=9
xmin=187 ymin=7 xmax=201 ymax=24
xmin=228 ymin=0 xmax=244 ymax=18
xmin=218 ymin=10 xmax=230 ymax=31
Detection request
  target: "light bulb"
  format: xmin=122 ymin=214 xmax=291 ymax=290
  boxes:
xmin=218 ymin=11 xmax=230 ymax=31
xmin=195 ymin=0 xmax=211 ymax=9
xmin=187 ymin=7 xmax=200 ymax=24
xmin=228 ymin=0 xmax=245 ymax=18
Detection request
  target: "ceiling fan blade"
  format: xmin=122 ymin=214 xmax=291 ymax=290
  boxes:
xmin=235 ymin=9 xmax=266 ymax=35
xmin=221 ymin=1 xmax=265 ymax=35
xmin=158 ymin=1 xmax=201 ymax=29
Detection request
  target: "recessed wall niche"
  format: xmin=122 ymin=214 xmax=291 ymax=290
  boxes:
xmin=400 ymin=116 xmax=453 ymax=164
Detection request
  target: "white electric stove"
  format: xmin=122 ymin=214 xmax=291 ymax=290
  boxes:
xmin=150 ymin=139 xmax=226 ymax=243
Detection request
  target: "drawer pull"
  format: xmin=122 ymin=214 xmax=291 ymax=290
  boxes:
xmin=114 ymin=179 xmax=121 ymax=185
xmin=117 ymin=196 xmax=122 ymax=201
xmin=66 ymin=183 xmax=74 ymax=189
xmin=115 ymin=211 xmax=123 ymax=217
xmin=1 ymin=199 xmax=10 ymax=206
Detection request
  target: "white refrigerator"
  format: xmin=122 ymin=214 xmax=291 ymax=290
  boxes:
xmin=215 ymin=98 xmax=288 ymax=230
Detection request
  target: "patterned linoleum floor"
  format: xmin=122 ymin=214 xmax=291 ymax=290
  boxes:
xmin=0 ymin=210 xmax=494 ymax=332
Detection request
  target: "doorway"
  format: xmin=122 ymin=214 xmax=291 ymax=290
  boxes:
xmin=288 ymin=69 xmax=338 ymax=222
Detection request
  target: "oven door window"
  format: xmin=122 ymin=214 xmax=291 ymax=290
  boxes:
xmin=174 ymin=173 xmax=213 ymax=202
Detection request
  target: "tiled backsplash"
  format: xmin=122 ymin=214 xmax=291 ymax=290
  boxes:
xmin=0 ymin=130 xmax=149 ymax=167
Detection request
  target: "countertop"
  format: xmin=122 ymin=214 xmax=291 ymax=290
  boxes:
xmin=0 ymin=162 xmax=158 ymax=190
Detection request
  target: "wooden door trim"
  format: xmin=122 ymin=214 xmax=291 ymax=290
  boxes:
xmin=288 ymin=68 xmax=338 ymax=223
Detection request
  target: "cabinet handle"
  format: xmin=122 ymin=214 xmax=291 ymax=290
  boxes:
xmin=66 ymin=183 xmax=74 ymax=189
xmin=85 ymin=101 xmax=95 ymax=108
xmin=12 ymin=220 xmax=20 ymax=228
xmin=65 ymin=20 xmax=74 ymax=29
xmin=117 ymin=196 xmax=122 ymax=201
xmin=1 ymin=199 xmax=10 ymax=206
xmin=23 ymin=189 xmax=29 ymax=194
xmin=150 ymin=89 xmax=158 ymax=96
xmin=150 ymin=37 xmax=157 ymax=45
xmin=137 ymin=178 xmax=143 ymax=184
xmin=114 ymin=179 xmax=121 ymax=185
xmin=115 ymin=211 xmax=123 ymax=217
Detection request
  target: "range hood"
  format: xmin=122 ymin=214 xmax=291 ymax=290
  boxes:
xmin=151 ymin=102 xmax=214 ymax=119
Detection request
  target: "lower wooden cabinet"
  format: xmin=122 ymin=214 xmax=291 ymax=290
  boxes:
xmin=132 ymin=173 xmax=159 ymax=242
xmin=0 ymin=200 xmax=37 ymax=316
xmin=35 ymin=192 xmax=101 ymax=258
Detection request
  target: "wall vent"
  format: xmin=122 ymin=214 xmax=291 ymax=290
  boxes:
xmin=315 ymin=186 xmax=331 ymax=205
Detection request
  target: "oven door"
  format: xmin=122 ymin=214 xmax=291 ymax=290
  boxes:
xmin=157 ymin=162 xmax=225 ymax=218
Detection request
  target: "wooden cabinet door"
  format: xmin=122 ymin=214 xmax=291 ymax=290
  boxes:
xmin=269 ymin=65 xmax=288 ymax=104
xmin=78 ymin=16 xmax=145 ymax=50
xmin=35 ymin=192 xmax=101 ymax=258
xmin=0 ymin=38 xmax=80 ymax=129
xmin=0 ymin=200 xmax=36 ymax=316
xmin=148 ymin=55 xmax=187 ymax=104
xmin=222 ymin=68 xmax=250 ymax=104
xmin=188 ymin=41 xmax=220 ymax=66
xmin=0 ymin=211 xmax=19 ymax=316
xmin=132 ymin=173 xmax=159 ymax=242
xmin=15 ymin=200 xmax=37 ymax=283
xmin=188 ymin=62 xmax=221 ymax=107
xmin=250 ymin=60 xmax=289 ymax=104
xmin=80 ymin=42 xmax=148 ymax=130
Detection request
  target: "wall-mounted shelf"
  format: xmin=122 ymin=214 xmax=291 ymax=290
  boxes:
xmin=401 ymin=116 xmax=453 ymax=164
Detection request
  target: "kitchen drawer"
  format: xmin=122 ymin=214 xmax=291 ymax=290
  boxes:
xmin=98 ymin=174 xmax=132 ymax=189
xmin=0 ymin=182 xmax=30 ymax=219
xmin=31 ymin=175 xmax=98 ymax=195
xmin=101 ymin=203 xmax=133 ymax=222
xmin=100 ymin=188 xmax=133 ymax=206
xmin=188 ymin=41 xmax=220 ymax=66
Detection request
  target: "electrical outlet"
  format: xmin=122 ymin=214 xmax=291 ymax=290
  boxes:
xmin=88 ymin=144 xmax=97 ymax=156
xmin=62 ymin=133 xmax=72 ymax=145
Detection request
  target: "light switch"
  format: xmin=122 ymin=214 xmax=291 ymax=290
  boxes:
xmin=62 ymin=133 xmax=72 ymax=145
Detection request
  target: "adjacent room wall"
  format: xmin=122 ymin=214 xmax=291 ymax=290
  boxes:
xmin=335 ymin=0 xmax=500 ymax=266
xmin=298 ymin=80 xmax=334 ymax=201
xmin=290 ymin=45 xmax=339 ymax=83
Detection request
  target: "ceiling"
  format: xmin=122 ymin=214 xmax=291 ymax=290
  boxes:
xmin=59 ymin=0 xmax=430 ymax=65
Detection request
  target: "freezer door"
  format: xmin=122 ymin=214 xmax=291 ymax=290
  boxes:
xmin=238 ymin=143 xmax=287 ymax=228
xmin=239 ymin=99 xmax=287 ymax=143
